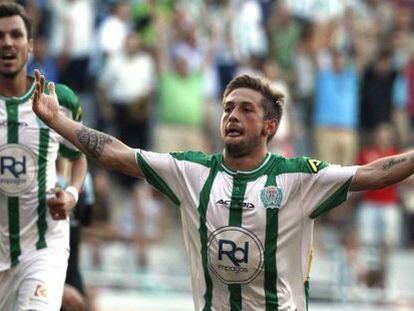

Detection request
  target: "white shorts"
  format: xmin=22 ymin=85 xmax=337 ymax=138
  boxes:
xmin=0 ymin=247 xmax=69 ymax=311
xmin=358 ymin=202 xmax=402 ymax=248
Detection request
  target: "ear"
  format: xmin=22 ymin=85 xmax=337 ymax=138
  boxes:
xmin=263 ymin=119 xmax=278 ymax=138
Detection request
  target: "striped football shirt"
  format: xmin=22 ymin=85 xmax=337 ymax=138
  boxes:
xmin=0 ymin=78 xmax=82 ymax=270
xmin=136 ymin=150 xmax=357 ymax=311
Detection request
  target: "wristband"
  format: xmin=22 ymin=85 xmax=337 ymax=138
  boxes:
xmin=65 ymin=186 xmax=79 ymax=204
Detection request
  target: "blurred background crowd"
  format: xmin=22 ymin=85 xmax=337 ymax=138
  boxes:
xmin=8 ymin=0 xmax=414 ymax=309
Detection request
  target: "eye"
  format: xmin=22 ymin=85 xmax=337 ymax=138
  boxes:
xmin=224 ymin=107 xmax=232 ymax=113
xmin=10 ymin=30 xmax=24 ymax=39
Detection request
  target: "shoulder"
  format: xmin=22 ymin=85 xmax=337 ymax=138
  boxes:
xmin=169 ymin=150 xmax=215 ymax=168
xmin=270 ymin=154 xmax=329 ymax=175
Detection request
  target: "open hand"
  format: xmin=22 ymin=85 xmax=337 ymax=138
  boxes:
xmin=32 ymin=69 xmax=60 ymax=125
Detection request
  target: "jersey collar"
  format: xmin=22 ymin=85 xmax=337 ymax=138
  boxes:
xmin=220 ymin=152 xmax=272 ymax=180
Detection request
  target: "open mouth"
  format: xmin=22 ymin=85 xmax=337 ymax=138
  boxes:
xmin=226 ymin=127 xmax=244 ymax=137
xmin=0 ymin=52 xmax=17 ymax=61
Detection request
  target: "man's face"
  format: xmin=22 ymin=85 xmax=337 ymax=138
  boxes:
xmin=221 ymin=88 xmax=274 ymax=158
xmin=0 ymin=15 xmax=32 ymax=78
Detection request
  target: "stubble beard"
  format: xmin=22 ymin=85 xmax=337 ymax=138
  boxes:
xmin=0 ymin=55 xmax=28 ymax=79
xmin=225 ymin=136 xmax=260 ymax=158
xmin=0 ymin=69 xmax=20 ymax=78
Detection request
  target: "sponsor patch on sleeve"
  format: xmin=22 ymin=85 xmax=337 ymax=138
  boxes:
xmin=306 ymin=158 xmax=323 ymax=173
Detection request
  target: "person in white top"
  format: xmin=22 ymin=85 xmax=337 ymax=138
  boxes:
xmin=33 ymin=68 xmax=414 ymax=310
xmin=0 ymin=3 xmax=87 ymax=310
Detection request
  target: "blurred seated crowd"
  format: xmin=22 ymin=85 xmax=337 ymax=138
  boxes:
xmin=13 ymin=0 xmax=414 ymax=297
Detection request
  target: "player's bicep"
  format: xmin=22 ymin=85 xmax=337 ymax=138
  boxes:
xmin=349 ymin=165 xmax=377 ymax=191
xmin=112 ymin=145 xmax=143 ymax=178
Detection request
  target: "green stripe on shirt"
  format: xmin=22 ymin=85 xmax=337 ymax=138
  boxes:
xmin=6 ymin=102 xmax=21 ymax=266
xmin=199 ymin=161 xmax=219 ymax=311
xmin=36 ymin=128 xmax=49 ymax=249
xmin=264 ymin=173 xmax=279 ymax=310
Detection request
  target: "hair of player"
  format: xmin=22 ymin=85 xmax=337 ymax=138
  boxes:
xmin=0 ymin=2 xmax=32 ymax=39
xmin=223 ymin=74 xmax=284 ymax=142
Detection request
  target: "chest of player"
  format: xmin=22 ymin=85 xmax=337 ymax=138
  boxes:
xmin=204 ymin=172 xmax=303 ymax=232
xmin=0 ymin=101 xmax=61 ymax=196
xmin=196 ymin=171 xmax=305 ymax=286
xmin=0 ymin=101 xmax=61 ymax=148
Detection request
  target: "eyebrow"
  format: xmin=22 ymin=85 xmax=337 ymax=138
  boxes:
xmin=0 ymin=28 xmax=24 ymax=34
xmin=223 ymin=100 xmax=256 ymax=106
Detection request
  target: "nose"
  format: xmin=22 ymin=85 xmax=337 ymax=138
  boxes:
xmin=1 ymin=34 xmax=13 ymax=47
xmin=228 ymin=106 xmax=241 ymax=121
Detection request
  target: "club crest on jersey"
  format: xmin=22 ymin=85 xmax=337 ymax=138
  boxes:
xmin=261 ymin=185 xmax=282 ymax=209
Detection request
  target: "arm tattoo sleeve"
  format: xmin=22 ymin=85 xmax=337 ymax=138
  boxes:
xmin=76 ymin=126 xmax=113 ymax=159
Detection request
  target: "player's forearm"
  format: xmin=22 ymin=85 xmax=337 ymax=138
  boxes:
xmin=351 ymin=151 xmax=414 ymax=191
xmin=49 ymin=113 xmax=133 ymax=172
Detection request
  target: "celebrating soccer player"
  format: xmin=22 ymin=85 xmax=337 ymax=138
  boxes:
xmin=32 ymin=66 xmax=414 ymax=310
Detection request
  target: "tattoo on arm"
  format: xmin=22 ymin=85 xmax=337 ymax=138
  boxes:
xmin=382 ymin=157 xmax=406 ymax=170
xmin=76 ymin=126 xmax=113 ymax=159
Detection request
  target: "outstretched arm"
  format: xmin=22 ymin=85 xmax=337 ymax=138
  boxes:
xmin=32 ymin=70 xmax=142 ymax=178
xmin=351 ymin=151 xmax=414 ymax=191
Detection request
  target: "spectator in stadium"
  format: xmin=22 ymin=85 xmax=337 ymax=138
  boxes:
xmin=267 ymin=2 xmax=302 ymax=86
xmin=360 ymin=49 xmax=398 ymax=141
xmin=314 ymin=49 xmax=359 ymax=166
xmin=98 ymin=32 xmax=156 ymax=169
xmin=48 ymin=0 xmax=95 ymax=94
xmin=33 ymin=69 xmax=414 ymax=310
xmin=153 ymin=11 xmax=209 ymax=153
xmin=0 ymin=3 xmax=87 ymax=310
xmin=357 ymin=123 xmax=402 ymax=288
xmin=98 ymin=31 xmax=159 ymax=269
xmin=97 ymin=0 xmax=131 ymax=59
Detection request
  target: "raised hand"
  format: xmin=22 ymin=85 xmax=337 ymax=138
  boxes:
xmin=32 ymin=69 xmax=60 ymax=125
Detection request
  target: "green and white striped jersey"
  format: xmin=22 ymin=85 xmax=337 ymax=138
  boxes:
xmin=136 ymin=150 xmax=358 ymax=311
xmin=0 ymin=78 xmax=82 ymax=270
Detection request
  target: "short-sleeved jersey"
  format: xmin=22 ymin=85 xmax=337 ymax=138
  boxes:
xmin=0 ymin=78 xmax=82 ymax=270
xmin=136 ymin=150 xmax=358 ymax=311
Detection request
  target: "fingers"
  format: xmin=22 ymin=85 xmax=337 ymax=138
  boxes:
xmin=33 ymin=69 xmax=45 ymax=110
xmin=48 ymin=81 xmax=56 ymax=98
xmin=34 ymin=68 xmax=40 ymax=80
xmin=35 ymin=70 xmax=45 ymax=90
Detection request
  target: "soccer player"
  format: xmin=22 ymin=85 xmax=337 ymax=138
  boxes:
xmin=33 ymin=69 xmax=414 ymax=310
xmin=0 ymin=3 xmax=87 ymax=311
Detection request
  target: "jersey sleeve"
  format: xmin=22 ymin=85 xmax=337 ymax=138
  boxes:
xmin=135 ymin=149 xmax=211 ymax=207
xmin=300 ymin=160 xmax=358 ymax=218
xmin=53 ymin=84 xmax=83 ymax=159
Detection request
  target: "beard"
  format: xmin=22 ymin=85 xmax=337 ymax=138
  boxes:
xmin=225 ymin=135 xmax=261 ymax=158
xmin=0 ymin=69 xmax=20 ymax=78
xmin=0 ymin=56 xmax=28 ymax=79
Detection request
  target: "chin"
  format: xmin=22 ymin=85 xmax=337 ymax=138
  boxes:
xmin=0 ymin=70 xmax=19 ymax=78
xmin=225 ymin=142 xmax=250 ymax=158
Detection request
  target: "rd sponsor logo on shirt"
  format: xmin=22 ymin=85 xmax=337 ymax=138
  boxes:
xmin=0 ymin=144 xmax=38 ymax=195
xmin=207 ymin=226 xmax=264 ymax=284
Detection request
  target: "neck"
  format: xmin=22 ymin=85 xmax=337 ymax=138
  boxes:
xmin=223 ymin=147 xmax=268 ymax=171
xmin=0 ymin=73 xmax=30 ymax=98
